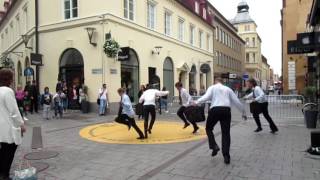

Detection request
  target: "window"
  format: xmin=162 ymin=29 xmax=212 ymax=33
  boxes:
xmin=124 ymin=0 xmax=134 ymax=21
xmin=245 ymin=38 xmax=249 ymax=46
xmin=64 ymin=0 xmax=78 ymax=20
xmin=222 ymin=31 xmax=225 ymax=44
xmin=178 ymin=18 xmax=184 ymax=41
xmin=219 ymin=29 xmax=222 ymax=42
xmin=253 ymin=52 xmax=256 ymax=62
xmin=215 ymin=27 xmax=218 ymax=40
xmin=217 ymin=52 xmax=221 ymax=65
xmin=147 ymin=1 xmax=156 ymax=29
xmin=16 ymin=15 xmax=21 ymax=37
xmin=245 ymin=25 xmax=250 ymax=31
xmin=164 ymin=11 xmax=172 ymax=36
xmin=195 ymin=1 xmax=199 ymax=14
xmin=199 ymin=30 xmax=203 ymax=48
xmin=206 ymin=34 xmax=210 ymax=51
xmin=252 ymin=37 xmax=256 ymax=47
xmin=246 ymin=53 xmax=249 ymax=62
xmin=10 ymin=22 xmax=14 ymax=44
xmin=190 ymin=24 xmax=195 ymax=45
xmin=203 ymin=8 xmax=207 ymax=19
xmin=23 ymin=6 xmax=28 ymax=33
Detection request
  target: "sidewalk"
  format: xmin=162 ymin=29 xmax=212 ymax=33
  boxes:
xmin=12 ymin=111 xmax=320 ymax=180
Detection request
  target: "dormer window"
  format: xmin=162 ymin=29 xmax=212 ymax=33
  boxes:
xmin=195 ymin=1 xmax=199 ymax=14
xmin=203 ymin=8 xmax=207 ymax=19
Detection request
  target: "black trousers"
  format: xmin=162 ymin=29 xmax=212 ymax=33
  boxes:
xmin=252 ymin=102 xmax=278 ymax=131
xmin=177 ymin=106 xmax=199 ymax=130
xmin=30 ymin=98 xmax=38 ymax=113
xmin=0 ymin=143 xmax=18 ymax=178
xmin=206 ymin=107 xmax=231 ymax=157
xmin=143 ymin=105 xmax=156 ymax=138
xmin=115 ymin=114 xmax=144 ymax=138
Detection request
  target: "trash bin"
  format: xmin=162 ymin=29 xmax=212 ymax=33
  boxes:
xmin=304 ymin=110 xmax=318 ymax=129
xmin=81 ymin=101 xmax=90 ymax=113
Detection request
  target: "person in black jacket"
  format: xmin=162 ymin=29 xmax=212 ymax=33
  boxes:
xmin=41 ymin=87 xmax=52 ymax=120
xmin=24 ymin=81 xmax=38 ymax=114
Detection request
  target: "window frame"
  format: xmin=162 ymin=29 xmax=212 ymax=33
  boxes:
xmin=147 ymin=0 xmax=157 ymax=30
xmin=178 ymin=17 xmax=185 ymax=41
xmin=189 ymin=24 xmax=195 ymax=46
xmin=124 ymin=0 xmax=135 ymax=21
xmin=63 ymin=0 xmax=78 ymax=20
xmin=164 ymin=10 xmax=172 ymax=36
xmin=195 ymin=1 xmax=199 ymax=14
xmin=199 ymin=30 xmax=203 ymax=49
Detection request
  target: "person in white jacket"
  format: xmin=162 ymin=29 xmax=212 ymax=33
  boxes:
xmin=139 ymin=84 xmax=169 ymax=138
xmin=0 ymin=69 xmax=26 ymax=180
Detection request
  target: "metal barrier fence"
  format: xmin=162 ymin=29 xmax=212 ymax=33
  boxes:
xmin=170 ymin=95 xmax=305 ymax=120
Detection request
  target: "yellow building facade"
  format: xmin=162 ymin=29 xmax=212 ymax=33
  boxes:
xmin=208 ymin=4 xmax=246 ymax=90
xmin=281 ymin=0 xmax=313 ymax=94
xmin=0 ymin=0 xmax=214 ymax=111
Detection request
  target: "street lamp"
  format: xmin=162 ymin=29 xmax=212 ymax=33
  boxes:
xmin=21 ymin=34 xmax=33 ymax=50
xmin=85 ymin=27 xmax=97 ymax=46
xmin=152 ymin=46 xmax=163 ymax=55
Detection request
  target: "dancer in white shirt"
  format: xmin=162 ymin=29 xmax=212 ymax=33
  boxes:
xmin=194 ymin=78 xmax=247 ymax=164
xmin=244 ymin=78 xmax=278 ymax=133
xmin=139 ymin=84 xmax=169 ymax=138
xmin=175 ymin=82 xmax=199 ymax=133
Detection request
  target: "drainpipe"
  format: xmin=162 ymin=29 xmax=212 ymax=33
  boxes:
xmin=35 ymin=0 xmax=40 ymax=89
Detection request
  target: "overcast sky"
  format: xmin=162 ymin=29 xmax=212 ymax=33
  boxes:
xmin=209 ymin=0 xmax=283 ymax=75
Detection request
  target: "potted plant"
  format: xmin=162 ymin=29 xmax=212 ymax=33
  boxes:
xmin=103 ymin=39 xmax=120 ymax=58
xmin=303 ymin=86 xmax=318 ymax=128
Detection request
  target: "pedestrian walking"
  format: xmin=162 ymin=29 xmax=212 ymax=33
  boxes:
xmin=56 ymin=80 xmax=63 ymax=92
xmin=30 ymin=80 xmax=39 ymax=113
xmin=194 ymin=78 xmax=247 ymax=164
xmin=175 ymin=82 xmax=199 ymax=133
xmin=15 ymin=85 xmax=28 ymax=121
xmin=0 ymin=69 xmax=26 ymax=180
xmin=139 ymin=84 xmax=169 ymax=138
xmin=62 ymin=81 xmax=68 ymax=112
xmin=23 ymin=91 xmax=31 ymax=116
xmin=160 ymin=87 xmax=169 ymax=113
xmin=53 ymin=90 xmax=65 ymax=118
xmin=136 ymin=85 xmax=146 ymax=119
xmin=115 ymin=88 xmax=144 ymax=139
xmin=244 ymin=78 xmax=279 ymax=133
xmin=69 ymin=84 xmax=79 ymax=110
xmin=98 ymin=84 xmax=108 ymax=116
xmin=41 ymin=87 xmax=52 ymax=120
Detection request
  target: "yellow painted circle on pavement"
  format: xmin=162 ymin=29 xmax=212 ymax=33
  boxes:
xmin=79 ymin=121 xmax=206 ymax=144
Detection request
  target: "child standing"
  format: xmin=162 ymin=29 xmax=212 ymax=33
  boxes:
xmin=41 ymin=87 xmax=52 ymax=120
xmin=53 ymin=90 xmax=65 ymax=118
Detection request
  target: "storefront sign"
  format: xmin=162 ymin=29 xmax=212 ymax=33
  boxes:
xmin=30 ymin=53 xmax=43 ymax=66
xmin=287 ymin=32 xmax=320 ymax=54
xmin=221 ymin=73 xmax=229 ymax=79
xmin=24 ymin=67 xmax=34 ymax=76
xmin=200 ymin=64 xmax=211 ymax=74
xmin=229 ymin=73 xmax=237 ymax=79
xmin=110 ymin=68 xmax=117 ymax=74
xmin=92 ymin=68 xmax=103 ymax=74
xmin=243 ymin=74 xmax=249 ymax=80
xmin=118 ymin=47 xmax=130 ymax=61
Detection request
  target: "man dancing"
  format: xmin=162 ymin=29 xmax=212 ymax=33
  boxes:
xmin=115 ymin=88 xmax=144 ymax=139
xmin=139 ymin=84 xmax=169 ymax=138
xmin=175 ymin=82 xmax=199 ymax=133
xmin=194 ymin=78 xmax=247 ymax=164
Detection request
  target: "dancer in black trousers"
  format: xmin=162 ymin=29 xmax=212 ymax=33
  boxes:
xmin=194 ymin=78 xmax=247 ymax=164
xmin=175 ymin=82 xmax=199 ymax=133
xmin=139 ymin=85 xmax=169 ymax=138
xmin=244 ymin=78 xmax=278 ymax=133
xmin=115 ymin=88 xmax=144 ymax=139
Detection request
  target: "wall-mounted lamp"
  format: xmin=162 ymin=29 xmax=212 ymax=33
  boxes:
xmin=85 ymin=27 xmax=97 ymax=46
xmin=21 ymin=34 xmax=33 ymax=50
xmin=152 ymin=46 xmax=163 ymax=55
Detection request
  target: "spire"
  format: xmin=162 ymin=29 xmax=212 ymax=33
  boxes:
xmin=237 ymin=0 xmax=249 ymax=13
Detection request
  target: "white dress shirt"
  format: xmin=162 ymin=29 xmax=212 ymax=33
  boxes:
xmin=99 ymin=88 xmax=108 ymax=100
xmin=180 ymin=88 xmax=192 ymax=107
xmin=139 ymin=89 xmax=169 ymax=106
xmin=245 ymin=86 xmax=267 ymax=103
xmin=196 ymin=83 xmax=245 ymax=113
xmin=121 ymin=94 xmax=135 ymax=117
xmin=0 ymin=87 xmax=24 ymax=145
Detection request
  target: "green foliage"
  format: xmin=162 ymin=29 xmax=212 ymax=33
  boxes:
xmin=0 ymin=56 xmax=14 ymax=69
xmin=103 ymin=39 xmax=120 ymax=58
xmin=303 ymin=86 xmax=317 ymax=103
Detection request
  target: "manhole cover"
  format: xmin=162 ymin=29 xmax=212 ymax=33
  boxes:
xmin=30 ymin=162 xmax=50 ymax=173
xmin=24 ymin=151 xmax=59 ymax=160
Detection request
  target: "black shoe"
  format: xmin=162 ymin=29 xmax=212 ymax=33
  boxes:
xmin=148 ymin=129 xmax=152 ymax=134
xmin=254 ymin=127 xmax=262 ymax=132
xmin=270 ymin=129 xmax=278 ymax=134
xmin=183 ymin=123 xmax=190 ymax=129
xmin=192 ymin=126 xmax=199 ymax=134
xmin=211 ymin=146 xmax=220 ymax=157
xmin=224 ymin=156 xmax=230 ymax=164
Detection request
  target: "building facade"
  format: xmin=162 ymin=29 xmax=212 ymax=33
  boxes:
xmin=0 ymin=0 xmax=215 ymax=111
xmin=281 ymin=0 xmax=313 ymax=94
xmin=231 ymin=1 xmax=263 ymax=85
xmin=208 ymin=4 xmax=246 ymax=91
xmin=261 ymin=55 xmax=270 ymax=91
